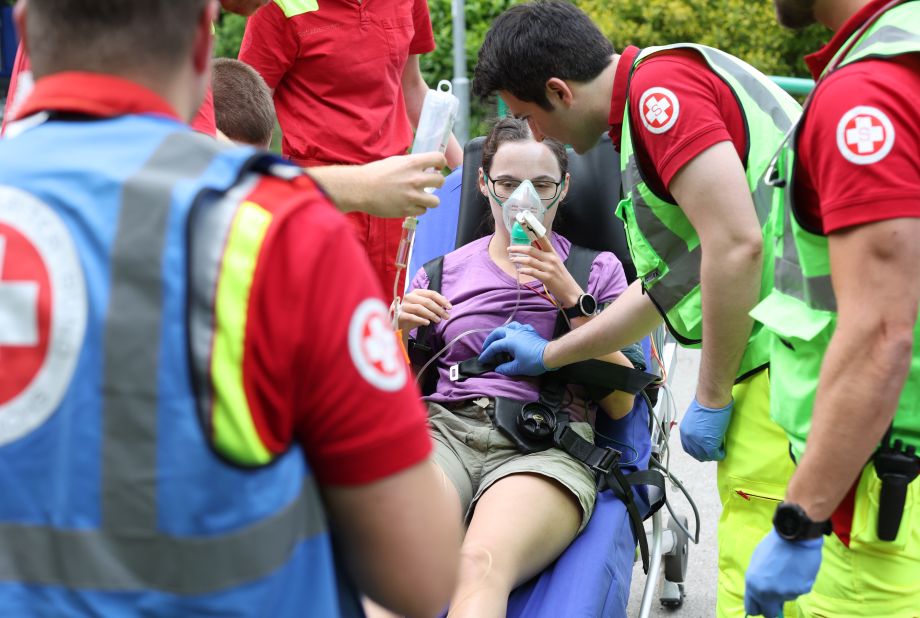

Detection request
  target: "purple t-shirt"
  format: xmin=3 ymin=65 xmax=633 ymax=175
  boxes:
xmin=409 ymin=232 xmax=628 ymax=422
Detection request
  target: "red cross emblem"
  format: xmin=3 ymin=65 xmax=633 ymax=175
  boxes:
xmin=0 ymin=225 xmax=49 ymax=406
xmin=639 ymin=87 xmax=681 ymax=134
xmin=0 ymin=187 xmax=87 ymax=446
xmin=348 ymin=299 xmax=407 ymax=391
xmin=836 ymin=106 xmax=895 ymax=165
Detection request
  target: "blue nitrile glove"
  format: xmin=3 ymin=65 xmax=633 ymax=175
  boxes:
xmin=745 ymin=529 xmax=823 ymax=617
xmin=679 ymin=398 xmax=733 ymax=461
xmin=479 ymin=322 xmax=551 ymax=377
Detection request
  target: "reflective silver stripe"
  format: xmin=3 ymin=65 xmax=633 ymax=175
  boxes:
xmin=187 ymin=174 xmax=260 ymax=433
xmin=0 ymin=133 xmax=327 ymax=594
xmin=699 ymin=46 xmax=796 ymax=134
xmin=751 ymin=175 xmax=775 ymax=226
xmin=0 ymin=478 xmax=325 ymax=595
xmin=102 ymin=132 xmax=221 ymax=532
xmin=624 ymin=156 xmax=702 ymax=312
xmin=849 ymin=25 xmax=920 ymax=60
xmin=774 ymin=150 xmax=837 ymax=312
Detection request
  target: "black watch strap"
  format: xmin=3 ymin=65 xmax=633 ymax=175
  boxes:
xmin=563 ymin=293 xmax=596 ymax=320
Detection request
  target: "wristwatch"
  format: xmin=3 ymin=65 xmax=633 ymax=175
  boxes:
xmin=773 ymin=502 xmax=832 ymax=541
xmin=563 ymin=293 xmax=597 ymax=320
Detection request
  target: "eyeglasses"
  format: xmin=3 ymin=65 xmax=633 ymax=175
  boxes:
xmin=485 ymin=174 xmax=564 ymax=203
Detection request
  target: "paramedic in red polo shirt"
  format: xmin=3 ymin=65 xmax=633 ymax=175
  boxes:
xmin=744 ymin=0 xmax=920 ymax=615
xmin=240 ymin=0 xmax=463 ymax=298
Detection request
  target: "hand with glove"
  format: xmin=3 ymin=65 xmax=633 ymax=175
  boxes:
xmin=679 ymin=398 xmax=734 ymax=461
xmin=745 ymin=529 xmax=823 ymax=617
xmin=479 ymin=322 xmax=553 ymax=377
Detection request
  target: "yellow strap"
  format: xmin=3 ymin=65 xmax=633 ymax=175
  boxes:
xmin=211 ymin=201 xmax=274 ymax=466
xmin=273 ymin=0 xmax=319 ymax=17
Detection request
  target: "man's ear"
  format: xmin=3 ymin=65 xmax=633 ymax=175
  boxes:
xmin=192 ymin=0 xmax=220 ymax=74
xmin=546 ymin=78 xmax=575 ymax=108
xmin=14 ymin=0 xmax=29 ymax=56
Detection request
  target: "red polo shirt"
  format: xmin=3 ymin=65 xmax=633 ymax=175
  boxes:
xmin=239 ymin=0 xmax=435 ymax=166
xmin=18 ymin=72 xmax=432 ymax=485
xmin=2 ymin=43 xmax=217 ymax=136
xmin=793 ymin=0 xmax=920 ymax=234
xmin=609 ymin=45 xmax=747 ymax=201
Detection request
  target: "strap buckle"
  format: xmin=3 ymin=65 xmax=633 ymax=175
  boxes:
xmin=448 ymin=364 xmax=460 ymax=382
xmin=591 ymin=447 xmax=621 ymax=476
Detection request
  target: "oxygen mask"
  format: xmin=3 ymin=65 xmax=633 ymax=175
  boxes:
xmin=500 ymin=180 xmax=546 ymax=234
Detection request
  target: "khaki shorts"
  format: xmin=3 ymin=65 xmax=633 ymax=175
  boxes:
xmin=427 ymin=398 xmax=597 ymax=532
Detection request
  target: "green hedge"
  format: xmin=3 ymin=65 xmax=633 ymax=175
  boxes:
xmin=578 ymin=0 xmax=827 ymax=78
xmin=215 ymin=1 xmax=828 ymax=140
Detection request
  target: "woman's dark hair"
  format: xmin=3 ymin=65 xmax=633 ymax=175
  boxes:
xmin=472 ymin=1 xmax=614 ymax=110
xmin=481 ymin=117 xmax=568 ymax=179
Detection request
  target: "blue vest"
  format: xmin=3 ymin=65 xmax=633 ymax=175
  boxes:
xmin=0 ymin=114 xmax=348 ymax=616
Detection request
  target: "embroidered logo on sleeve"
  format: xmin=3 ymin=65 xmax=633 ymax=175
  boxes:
xmin=348 ymin=298 xmax=407 ymax=391
xmin=836 ymin=106 xmax=895 ymax=165
xmin=639 ymin=87 xmax=681 ymax=134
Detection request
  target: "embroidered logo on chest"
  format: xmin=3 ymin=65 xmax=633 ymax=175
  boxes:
xmin=836 ymin=106 xmax=895 ymax=165
xmin=639 ymin=87 xmax=681 ymax=134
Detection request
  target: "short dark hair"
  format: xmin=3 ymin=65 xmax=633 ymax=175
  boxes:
xmin=472 ymin=1 xmax=614 ymax=110
xmin=212 ymin=59 xmax=276 ymax=148
xmin=26 ymin=0 xmax=209 ymax=77
xmin=481 ymin=117 xmax=568 ymax=179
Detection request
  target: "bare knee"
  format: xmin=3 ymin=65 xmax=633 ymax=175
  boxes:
xmin=457 ymin=542 xmax=512 ymax=590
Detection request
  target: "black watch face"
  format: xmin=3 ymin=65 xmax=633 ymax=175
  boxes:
xmin=580 ymin=294 xmax=597 ymax=315
xmin=775 ymin=506 xmax=801 ymax=539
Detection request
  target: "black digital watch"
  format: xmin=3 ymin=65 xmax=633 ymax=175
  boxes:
xmin=773 ymin=502 xmax=832 ymax=541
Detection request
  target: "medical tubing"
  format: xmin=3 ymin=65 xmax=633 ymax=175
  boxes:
xmin=651 ymin=457 xmax=701 ymax=545
xmin=640 ymin=387 xmax=700 ymax=544
xmin=413 ymin=267 xmax=525 ymax=389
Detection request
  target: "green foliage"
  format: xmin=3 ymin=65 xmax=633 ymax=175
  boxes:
xmin=421 ymin=0 xmax=519 ymax=137
xmin=577 ymin=0 xmax=827 ymax=78
xmin=214 ymin=11 xmax=247 ymax=59
xmin=212 ymin=1 xmax=826 ymax=139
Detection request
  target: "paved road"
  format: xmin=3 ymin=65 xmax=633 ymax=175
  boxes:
xmin=627 ymin=348 xmax=721 ymax=617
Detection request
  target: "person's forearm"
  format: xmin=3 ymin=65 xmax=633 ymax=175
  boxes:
xmin=306 ymin=165 xmax=370 ymax=213
xmin=786 ymin=320 xmax=913 ymax=521
xmin=444 ymin=134 xmax=463 ymax=169
xmin=544 ymin=281 xmax=662 ymax=369
xmin=596 ymin=350 xmax=637 ymax=419
xmin=696 ymin=239 xmax=762 ymax=406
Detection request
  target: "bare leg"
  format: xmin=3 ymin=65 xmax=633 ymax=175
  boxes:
xmin=447 ymin=473 xmax=583 ymax=618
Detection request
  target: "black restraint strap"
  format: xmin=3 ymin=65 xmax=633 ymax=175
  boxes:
xmin=407 ymin=256 xmax=444 ymax=395
xmin=451 ymin=356 xmax=657 ymax=399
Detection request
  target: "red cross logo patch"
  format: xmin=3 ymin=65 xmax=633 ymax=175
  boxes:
xmin=348 ymin=298 xmax=407 ymax=391
xmin=0 ymin=187 xmax=86 ymax=446
xmin=836 ymin=106 xmax=895 ymax=165
xmin=639 ymin=87 xmax=681 ymax=134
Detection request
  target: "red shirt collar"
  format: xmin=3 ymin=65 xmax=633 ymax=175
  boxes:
xmin=804 ymin=0 xmax=897 ymax=78
xmin=607 ymin=46 xmax=641 ymax=151
xmin=13 ymin=72 xmax=181 ymax=122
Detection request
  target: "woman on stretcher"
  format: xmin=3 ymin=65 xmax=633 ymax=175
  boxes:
xmin=398 ymin=118 xmax=644 ymax=617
